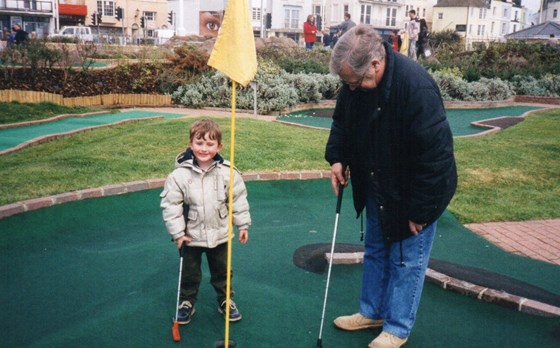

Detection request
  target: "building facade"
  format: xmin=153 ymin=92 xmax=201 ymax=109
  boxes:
xmin=432 ymin=0 xmax=529 ymax=49
xmin=542 ymin=0 xmax=560 ymax=22
xmin=0 ymin=0 xmax=56 ymax=37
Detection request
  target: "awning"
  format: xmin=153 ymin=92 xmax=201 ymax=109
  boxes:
xmin=58 ymin=4 xmax=88 ymax=16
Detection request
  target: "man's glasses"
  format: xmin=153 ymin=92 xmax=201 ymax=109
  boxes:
xmin=341 ymin=69 xmax=368 ymax=89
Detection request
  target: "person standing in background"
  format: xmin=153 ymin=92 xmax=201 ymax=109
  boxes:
xmin=332 ymin=12 xmax=356 ymax=39
xmin=389 ymin=29 xmax=401 ymax=52
xmin=304 ymin=15 xmax=318 ymax=49
xmin=416 ymin=19 xmax=429 ymax=59
xmin=322 ymin=29 xmax=333 ymax=49
xmin=12 ymin=24 xmax=28 ymax=45
xmin=406 ymin=10 xmax=419 ymax=61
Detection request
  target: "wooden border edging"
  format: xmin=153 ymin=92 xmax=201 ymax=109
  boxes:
xmin=0 ymin=90 xmax=171 ymax=107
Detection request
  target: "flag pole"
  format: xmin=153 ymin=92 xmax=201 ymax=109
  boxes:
xmin=224 ymin=80 xmax=237 ymax=348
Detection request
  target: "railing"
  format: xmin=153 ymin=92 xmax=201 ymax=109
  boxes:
xmin=0 ymin=0 xmax=53 ymax=12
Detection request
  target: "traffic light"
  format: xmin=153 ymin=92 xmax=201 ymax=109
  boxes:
xmin=265 ymin=13 xmax=271 ymax=29
xmin=91 ymin=13 xmax=97 ymax=26
xmin=115 ymin=7 xmax=123 ymax=21
xmin=97 ymin=12 xmax=102 ymax=24
xmin=316 ymin=15 xmax=322 ymax=30
xmin=140 ymin=16 xmax=145 ymax=28
xmin=168 ymin=11 xmax=173 ymax=25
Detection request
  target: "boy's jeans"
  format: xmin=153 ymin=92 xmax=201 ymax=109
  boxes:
xmin=181 ymin=242 xmax=233 ymax=305
xmin=359 ymin=195 xmax=436 ymax=339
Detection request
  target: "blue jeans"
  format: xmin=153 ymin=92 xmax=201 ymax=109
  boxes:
xmin=305 ymin=42 xmax=314 ymax=49
xmin=359 ymin=195 xmax=436 ymax=338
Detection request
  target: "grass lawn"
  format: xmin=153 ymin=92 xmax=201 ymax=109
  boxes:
xmin=0 ymin=106 xmax=558 ymax=224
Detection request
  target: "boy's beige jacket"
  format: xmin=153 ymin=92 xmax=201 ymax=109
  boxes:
xmin=160 ymin=153 xmax=251 ymax=248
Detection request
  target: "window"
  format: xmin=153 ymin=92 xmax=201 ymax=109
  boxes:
xmin=422 ymin=8 xmax=426 ymax=18
xmin=554 ymin=9 xmax=558 ymax=18
xmin=491 ymin=21 xmax=494 ymax=34
xmin=360 ymin=4 xmax=371 ymax=24
xmin=344 ymin=5 xmax=349 ymax=14
xmin=143 ymin=11 xmax=155 ymax=21
xmin=456 ymin=24 xmax=466 ymax=32
xmin=501 ymin=22 xmax=506 ymax=35
xmin=477 ymin=25 xmax=482 ymax=36
xmin=252 ymin=7 xmax=261 ymax=21
xmin=438 ymin=12 xmax=443 ymax=20
xmin=314 ymin=5 xmax=321 ymax=17
xmin=97 ymin=1 xmax=115 ymax=17
xmin=503 ymin=9 xmax=508 ymax=18
xmin=513 ymin=24 xmax=517 ymax=32
xmin=385 ymin=8 xmax=397 ymax=26
xmin=284 ymin=6 xmax=300 ymax=29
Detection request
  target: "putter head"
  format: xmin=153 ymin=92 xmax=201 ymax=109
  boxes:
xmin=215 ymin=339 xmax=237 ymax=348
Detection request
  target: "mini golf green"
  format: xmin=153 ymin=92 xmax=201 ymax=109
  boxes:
xmin=1 ymin=179 xmax=558 ymax=347
xmin=276 ymin=106 xmax=544 ymax=136
xmin=0 ymin=110 xmax=186 ymax=152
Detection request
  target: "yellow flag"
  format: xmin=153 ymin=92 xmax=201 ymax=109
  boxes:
xmin=208 ymin=0 xmax=257 ymax=87
xmin=400 ymin=31 xmax=409 ymax=55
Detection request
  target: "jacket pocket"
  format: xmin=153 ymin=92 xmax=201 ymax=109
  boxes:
xmin=186 ymin=209 xmax=200 ymax=239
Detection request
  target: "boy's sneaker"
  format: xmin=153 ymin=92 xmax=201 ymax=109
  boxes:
xmin=218 ymin=300 xmax=242 ymax=322
xmin=176 ymin=300 xmax=195 ymax=325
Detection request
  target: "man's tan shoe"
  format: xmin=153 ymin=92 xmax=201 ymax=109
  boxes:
xmin=368 ymin=331 xmax=408 ymax=348
xmin=333 ymin=313 xmax=383 ymax=331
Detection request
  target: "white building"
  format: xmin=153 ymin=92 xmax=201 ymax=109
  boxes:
xmin=542 ymin=0 xmax=560 ymax=22
xmin=432 ymin=0 xmax=529 ymax=49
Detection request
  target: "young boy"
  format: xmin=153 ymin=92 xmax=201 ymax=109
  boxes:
xmin=160 ymin=119 xmax=251 ymax=324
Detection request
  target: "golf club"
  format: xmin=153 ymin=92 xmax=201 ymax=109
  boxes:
xmin=172 ymin=243 xmax=186 ymax=342
xmin=316 ymin=183 xmax=344 ymax=348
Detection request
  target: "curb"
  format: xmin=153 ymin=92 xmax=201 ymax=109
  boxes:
xmin=326 ymin=252 xmax=560 ymax=317
xmin=0 ymin=170 xmax=331 ymax=220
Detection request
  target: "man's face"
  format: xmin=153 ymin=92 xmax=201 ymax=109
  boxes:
xmin=408 ymin=12 xmax=415 ymax=19
xmin=339 ymin=61 xmax=383 ymax=92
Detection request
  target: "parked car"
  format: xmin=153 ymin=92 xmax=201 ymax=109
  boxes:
xmin=52 ymin=26 xmax=94 ymax=43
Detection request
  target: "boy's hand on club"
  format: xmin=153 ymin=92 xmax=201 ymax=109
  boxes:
xmin=176 ymin=235 xmax=192 ymax=248
xmin=238 ymin=229 xmax=248 ymax=244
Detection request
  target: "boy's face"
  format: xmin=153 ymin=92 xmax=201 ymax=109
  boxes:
xmin=189 ymin=133 xmax=222 ymax=168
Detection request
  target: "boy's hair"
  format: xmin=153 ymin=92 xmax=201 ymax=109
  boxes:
xmin=189 ymin=119 xmax=222 ymax=144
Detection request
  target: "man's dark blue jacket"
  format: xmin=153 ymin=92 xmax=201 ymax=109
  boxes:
xmin=325 ymin=42 xmax=457 ymax=243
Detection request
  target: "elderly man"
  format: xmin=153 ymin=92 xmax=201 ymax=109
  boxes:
xmin=325 ymin=25 xmax=457 ymax=348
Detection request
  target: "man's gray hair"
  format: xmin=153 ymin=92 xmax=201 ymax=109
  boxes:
xmin=329 ymin=24 xmax=386 ymax=76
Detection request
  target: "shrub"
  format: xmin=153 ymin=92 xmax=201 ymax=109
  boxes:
xmin=172 ymin=67 xmax=340 ymax=114
xmin=510 ymin=75 xmax=560 ymax=96
xmin=430 ymin=71 xmax=514 ymax=101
